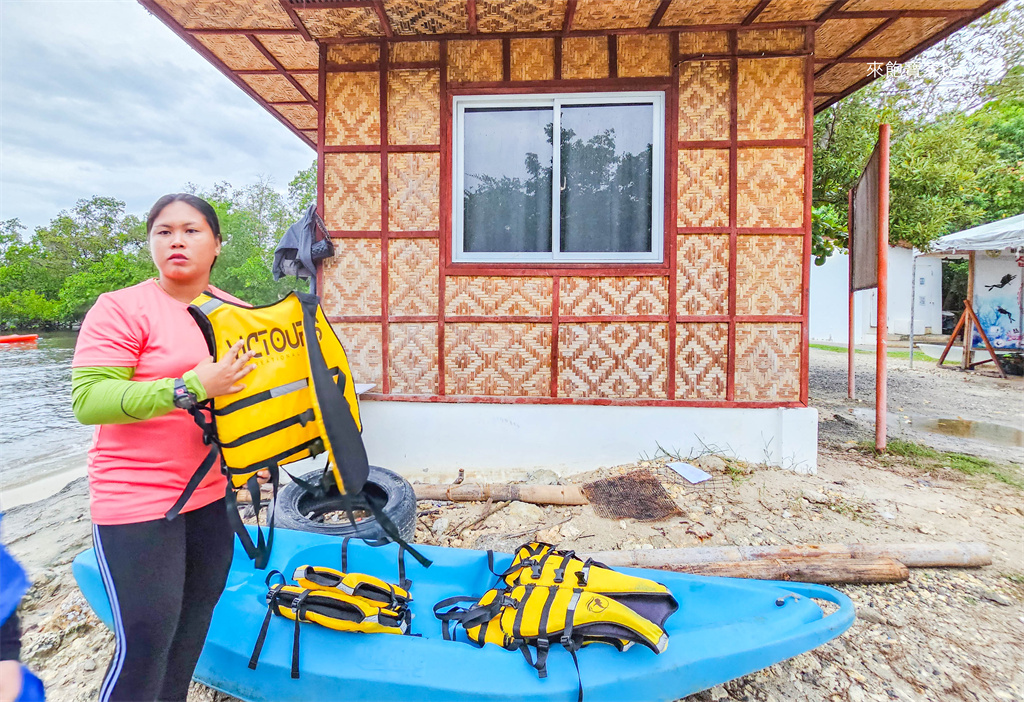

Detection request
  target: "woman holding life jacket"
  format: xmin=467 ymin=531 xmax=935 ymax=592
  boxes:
xmin=71 ymin=194 xmax=269 ymax=702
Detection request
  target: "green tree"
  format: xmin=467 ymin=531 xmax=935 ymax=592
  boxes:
xmin=288 ymin=160 xmax=317 ymax=213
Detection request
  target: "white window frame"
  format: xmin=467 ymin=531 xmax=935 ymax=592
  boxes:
xmin=452 ymin=91 xmax=665 ymax=264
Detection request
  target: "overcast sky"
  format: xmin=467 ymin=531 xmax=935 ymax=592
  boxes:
xmin=1 ymin=0 xmax=314 ymax=233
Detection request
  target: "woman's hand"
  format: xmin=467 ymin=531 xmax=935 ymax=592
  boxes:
xmin=255 ymin=469 xmax=272 ymax=485
xmin=191 ymin=340 xmax=256 ymax=399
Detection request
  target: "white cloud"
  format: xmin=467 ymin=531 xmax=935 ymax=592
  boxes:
xmin=0 ymin=0 xmax=314 ymax=232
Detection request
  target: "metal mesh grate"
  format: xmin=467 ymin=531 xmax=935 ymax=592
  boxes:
xmin=582 ymin=469 xmax=682 ymax=521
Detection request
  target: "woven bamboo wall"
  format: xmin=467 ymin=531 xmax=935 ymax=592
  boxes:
xmin=319 ymin=30 xmax=809 ymax=405
xmin=332 ymin=323 xmax=384 ymax=388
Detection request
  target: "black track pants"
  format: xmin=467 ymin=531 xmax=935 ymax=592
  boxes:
xmin=93 ymin=498 xmax=234 ymax=702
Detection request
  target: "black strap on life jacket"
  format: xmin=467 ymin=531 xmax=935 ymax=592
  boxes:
xmin=248 ymin=570 xmax=288 ymax=670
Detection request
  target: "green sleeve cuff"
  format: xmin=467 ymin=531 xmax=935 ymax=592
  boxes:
xmin=182 ymin=370 xmax=208 ymax=402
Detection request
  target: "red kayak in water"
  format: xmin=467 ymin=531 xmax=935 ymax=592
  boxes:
xmin=0 ymin=334 xmax=38 ymax=344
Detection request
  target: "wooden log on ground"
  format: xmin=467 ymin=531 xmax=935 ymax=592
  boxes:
xmin=589 ymin=542 xmax=991 ymax=569
xmin=664 ymin=557 xmax=909 ymax=584
xmin=414 ymin=483 xmax=588 ymax=506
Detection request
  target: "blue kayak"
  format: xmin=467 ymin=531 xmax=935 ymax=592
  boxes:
xmin=74 ymin=527 xmax=854 ymax=702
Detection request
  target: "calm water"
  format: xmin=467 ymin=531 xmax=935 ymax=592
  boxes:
xmin=0 ymin=332 xmax=94 ymax=490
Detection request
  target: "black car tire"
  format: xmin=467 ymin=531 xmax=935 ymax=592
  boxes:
xmin=274 ymin=465 xmax=417 ymax=542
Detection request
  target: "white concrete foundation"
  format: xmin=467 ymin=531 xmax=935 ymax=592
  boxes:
xmin=357 ymin=401 xmax=819 ymax=480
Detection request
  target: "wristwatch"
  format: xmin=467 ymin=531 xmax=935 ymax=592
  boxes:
xmin=173 ymin=377 xmax=198 ymax=410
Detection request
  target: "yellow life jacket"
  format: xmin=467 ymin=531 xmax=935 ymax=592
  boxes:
xmin=434 ymin=583 xmax=669 ymax=683
xmin=292 ymin=565 xmax=411 ymax=609
xmin=249 ymin=570 xmax=411 ymax=679
xmin=168 ymin=290 xmax=430 ymax=572
xmin=494 ymin=542 xmax=678 ymax=628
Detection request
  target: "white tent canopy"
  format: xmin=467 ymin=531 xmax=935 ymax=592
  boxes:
xmin=928 ymin=214 xmax=1024 ymax=253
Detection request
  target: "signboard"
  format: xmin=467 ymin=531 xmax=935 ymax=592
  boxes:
xmin=850 ymin=145 xmax=881 ymax=291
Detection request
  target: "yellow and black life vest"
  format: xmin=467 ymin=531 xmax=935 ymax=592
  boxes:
xmin=435 ymin=542 xmax=676 ymax=697
xmin=165 ymin=290 xmax=428 ymax=571
xmin=249 ymin=568 xmax=412 ymax=679
xmin=493 ymin=542 xmax=678 ymax=628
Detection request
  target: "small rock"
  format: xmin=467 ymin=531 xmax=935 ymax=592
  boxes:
xmin=916 ymin=524 xmax=935 ymax=535
xmin=708 ymin=684 xmax=729 ymax=701
xmin=507 ymin=501 xmax=545 ymax=523
xmin=711 ymin=505 xmax=724 ymax=517
xmin=858 ymin=606 xmax=887 ymax=625
xmin=525 ymin=469 xmax=560 ymax=486
xmin=535 ymin=526 xmax=561 ymax=543
xmin=802 ymin=489 xmax=830 ymax=505
xmin=431 ymin=517 xmax=450 ymax=536
xmin=848 ymin=683 xmax=867 ymax=702
xmin=695 ymin=455 xmax=727 ymax=472
xmin=561 ymin=523 xmax=582 ymax=540
xmin=978 ymin=590 xmax=1014 ymax=607
xmin=782 ymin=510 xmax=792 ymax=519
xmin=83 ymin=658 xmax=97 ymax=672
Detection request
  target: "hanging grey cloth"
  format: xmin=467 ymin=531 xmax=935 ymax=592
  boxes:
xmin=273 ymin=204 xmax=334 ymax=295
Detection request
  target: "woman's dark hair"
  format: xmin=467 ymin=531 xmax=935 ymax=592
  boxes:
xmin=146 ymin=193 xmax=221 ymax=241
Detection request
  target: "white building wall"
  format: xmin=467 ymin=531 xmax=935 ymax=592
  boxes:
xmin=810 ymin=247 xmax=941 ymax=344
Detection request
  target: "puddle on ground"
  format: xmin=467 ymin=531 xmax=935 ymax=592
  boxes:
xmin=910 ymin=417 xmax=1024 ymax=448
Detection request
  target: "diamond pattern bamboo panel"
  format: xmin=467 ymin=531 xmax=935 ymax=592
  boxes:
xmin=332 ymin=323 xmax=383 ymax=388
xmin=736 ymin=236 xmax=803 ymax=315
xmin=678 ymin=60 xmax=731 ymax=141
xmin=660 ymin=0 xmax=761 ymax=26
xmin=562 ymin=37 xmax=609 ymax=80
xmin=388 ymin=152 xmax=439 ymax=231
xmin=295 ymin=8 xmax=383 ymax=38
xmin=737 ymin=148 xmax=805 ymax=229
xmin=241 ymin=74 xmax=305 ymax=103
xmin=734 ymin=323 xmax=801 ymax=401
xmin=617 ymin=34 xmax=671 ymax=78
xmin=559 ymin=278 xmax=668 ymax=316
xmin=477 ymin=0 xmax=567 ymax=32
xmin=388 ymin=70 xmax=440 ymax=145
xmin=737 ymin=58 xmax=805 ymax=141
xmin=511 ymin=39 xmax=556 ymax=81
xmin=815 ymin=63 xmax=872 ymax=94
xmin=321 ymin=239 xmax=381 ymax=316
xmin=571 ymin=0 xmax=660 ymax=30
xmin=196 ymin=34 xmax=273 ymax=70
xmin=447 ymin=40 xmax=503 ymax=82
xmin=678 ymin=150 xmax=730 ymax=228
xmin=272 ymin=104 xmax=317 ymax=130
xmin=558 ymin=324 xmax=669 ymax=399
xmin=676 ymin=323 xmax=728 ymax=399
xmin=445 ymin=277 xmax=553 ymax=316
xmin=384 ymin=0 xmax=468 ymax=35
xmin=326 ymin=72 xmax=380 ymax=146
xmin=295 ymin=74 xmax=318 ymax=101
xmin=329 ymin=44 xmax=380 ymax=64
xmin=754 ymin=0 xmax=833 ymax=22
xmin=389 ymin=239 xmax=439 ymax=316
xmin=257 ymin=34 xmax=318 ymax=70
xmin=154 ymin=0 xmax=291 ymax=30
xmin=677 ymin=235 xmax=729 ymax=316
xmin=678 ymin=32 xmax=729 ymax=56
xmin=850 ymin=17 xmax=952 ymax=59
xmin=737 ymin=28 xmax=805 ymax=53
xmin=390 ymin=42 xmax=440 ymax=63
xmin=389 ymin=323 xmax=438 ymax=394
xmin=815 ymin=18 xmax=887 ymax=59
xmin=445 ymin=324 xmax=552 ymax=396
xmin=324 ymin=153 xmax=381 ymax=231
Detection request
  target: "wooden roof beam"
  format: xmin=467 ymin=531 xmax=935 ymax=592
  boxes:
xmin=815 ymin=0 xmax=851 ymax=23
xmin=563 ymin=0 xmax=577 ymax=35
xmin=467 ymin=0 xmax=478 ymax=34
xmin=743 ymin=0 xmax=773 ymax=26
xmin=648 ymin=0 xmax=672 ymax=29
xmin=246 ymin=33 xmax=317 ymax=104
xmin=278 ymin=0 xmax=313 ymax=40
xmin=834 ymin=9 xmax=975 ymax=19
xmin=373 ymin=0 xmax=393 ymax=37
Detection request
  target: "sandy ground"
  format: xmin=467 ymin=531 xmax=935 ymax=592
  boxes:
xmin=3 ymin=348 xmax=1022 ymax=701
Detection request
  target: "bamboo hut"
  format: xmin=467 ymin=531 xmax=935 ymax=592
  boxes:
xmin=138 ymin=0 xmax=1006 ymax=474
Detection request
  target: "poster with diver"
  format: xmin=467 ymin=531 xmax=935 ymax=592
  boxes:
xmin=972 ymin=253 xmax=1022 ymax=350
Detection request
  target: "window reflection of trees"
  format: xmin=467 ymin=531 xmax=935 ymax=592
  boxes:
xmin=464 ymin=123 xmax=653 ymax=254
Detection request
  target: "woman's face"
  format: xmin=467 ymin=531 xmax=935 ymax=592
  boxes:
xmin=149 ymin=201 xmax=221 ymax=283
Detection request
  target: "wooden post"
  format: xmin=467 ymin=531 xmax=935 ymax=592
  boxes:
xmin=876 ymin=124 xmax=890 ymax=452
xmin=962 ymin=251 xmax=976 ymax=369
xmin=909 ymin=253 xmax=917 ymax=369
xmin=848 ymin=189 xmax=855 ymax=400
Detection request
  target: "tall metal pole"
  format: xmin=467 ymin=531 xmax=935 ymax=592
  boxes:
xmin=876 ymin=124 xmax=890 ymax=452
xmin=848 ymin=189 xmax=855 ymax=400
xmin=962 ymin=251 xmax=975 ymax=369
xmin=909 ymin=253 xmax=917 ymax=369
